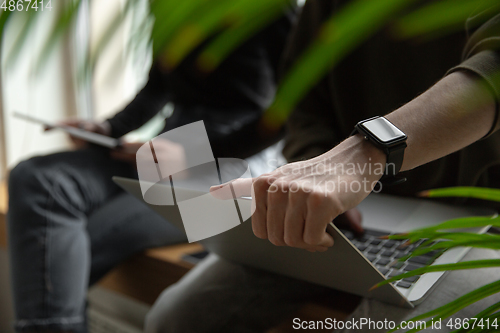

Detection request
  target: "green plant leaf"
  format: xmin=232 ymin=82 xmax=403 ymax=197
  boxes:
xmin=34 ymin=0 xmax=82 ymax=75
xmin=421 ymin=187 xmax=500 ymax=202
xmin=390 ymin=231 xmax=500 ymax=247
xmin=4 ymin=10 xmax=39 ymax=69
xmin=263 ymin=0 xmax=415 ymax=128
xmin=388 ymin=279 xmax=500 ymax=333
xmin=0 ymin=9 xmax=14 ymax=47
xmin=453 ymin=310 xmax=500 ymax=333
xmin=159 ymin=0 xmax=287 ymax=69
xmin=453 ymin=301 xmax=500 ymax=333
xmin=150 ymin=0 xmax=211 ymax=57
xmin=87 ymin=0 xmax=137 ymax=73
xmin=373 ymin=259 xmax=500 ymax=288
xmin=196 ymin=1 xmax=287 ymax=71
xmin=392 ymin=0 xmax=500 ymax=40
xmin=388 ymin=215 xmax=500 ymax=238
xmin=401 ymin=235 xmax=500 ymax=259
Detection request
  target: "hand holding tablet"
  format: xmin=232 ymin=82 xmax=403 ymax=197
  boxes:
xmin=13 ymin=111 xmax=120 ymax=148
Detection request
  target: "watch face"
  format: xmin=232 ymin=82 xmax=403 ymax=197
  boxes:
xmin=360 ymin=117 xmax=406 ymax=143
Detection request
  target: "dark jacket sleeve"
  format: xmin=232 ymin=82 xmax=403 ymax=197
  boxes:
xmin=106 ymin=63 xmax=171 ymax=138
xmin=264 ymin=7 xmax=297 ymax=83
xmin=281 ymin=0 xmax=339 ymax=163
xmin=448 ymin=4 xmax=500 ymax=136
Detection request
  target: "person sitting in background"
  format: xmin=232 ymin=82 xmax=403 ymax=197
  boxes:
xmin=7 ymin=10 xmax=295 ymax=333
xmin=144 ymin=1 xmax=500 ymax=332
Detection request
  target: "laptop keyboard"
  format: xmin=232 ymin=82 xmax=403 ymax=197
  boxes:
xmin=340 ymin=228 xmax=444 ymax=289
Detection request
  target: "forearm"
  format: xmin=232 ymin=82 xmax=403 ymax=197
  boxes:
xmin=107 ymin=91 xmax=169 ymax=138
xmin=107 ymin=63 xmax=171 ymax=138
xmin=385 ymin=71 xmax=496 ymax=171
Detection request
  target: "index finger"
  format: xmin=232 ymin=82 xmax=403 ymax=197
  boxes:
xmin=59 ymin=119 xmax=81 ymax=128
xmin=210 ymin=177 xmax=254 ymax=200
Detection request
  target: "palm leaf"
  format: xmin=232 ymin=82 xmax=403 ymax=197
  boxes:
xmin=387 ymin=215 xmax=500 ymax=240
xmin=34 ymin=0 xmax=82 ymax=75
xmin=263 ymin=0 xmax=415 ymax=128
xmin=197 ymin=0 xmax=287 ymax=71
xmin=392 ymin=0 xmax=500 ymax=40
xmin=0 ymin=8 xmax=14 ymax=42
xmin=4 ymin=10 xmax=39 ymax=69
xmin=150 ymin=0 xmax=211 ymax=57
xmin=453 ymin=302 xmax=500 ymax=333
xmin=388 ymin=280 xmax=500 ymax=333
xmin=373 ymin=259 xmax=500 ymax=288
xmin=87 ymin=0 xmax=138 ymax=73
xmin=372 ymin=186 xmax=500 ymax=332
xmin=420 ymin=187 xmax=500 ymax=202
xmin=159 ymin=0 xmax=288 ymax=69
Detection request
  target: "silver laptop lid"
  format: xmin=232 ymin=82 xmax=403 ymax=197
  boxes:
xmin=113 ymin=176 xmax=495 ymax=306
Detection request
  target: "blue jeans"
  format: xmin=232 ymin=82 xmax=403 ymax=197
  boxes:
xmin=7 ymin=147 xmax=187 ymax=332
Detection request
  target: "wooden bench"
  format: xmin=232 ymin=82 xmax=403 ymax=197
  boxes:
xmin=0 ymin=180 xmax=359 ymax=332
xmin=98 ymin=243 xmax=203 ymax=305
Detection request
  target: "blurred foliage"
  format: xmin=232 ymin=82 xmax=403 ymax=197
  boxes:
xmin=373 ymin=187 xmax=500 ymax=333
xmin=1 ymin=0 xmax=498 ymax=127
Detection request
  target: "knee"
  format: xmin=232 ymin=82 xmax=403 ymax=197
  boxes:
xmin=144 ymin=307 xmax=168 ymax=333
xmin=144 ymin=290 xmax=177 ymax=333
xmin=7 ymin=157 xmax=49 ymax=218
xmin=8 ymin=158 xmax=41 ymax=192
xmin=144 ymin=287 xmax=197 ymax=333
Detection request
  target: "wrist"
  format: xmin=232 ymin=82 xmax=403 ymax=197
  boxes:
xmin=99 ymin=121 xmax=112 ymax=136
xmin=323 ymin=135 xmax=386 ymax=181
xmin=347 ymin=134 xmax=386 ymax=164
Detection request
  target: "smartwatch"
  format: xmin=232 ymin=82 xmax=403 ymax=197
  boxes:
xmin=351 ymin=116 xmax=407 ymax=185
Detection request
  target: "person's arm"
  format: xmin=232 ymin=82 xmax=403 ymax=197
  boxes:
xmin=214 ymin=67 xmax=496 ymax=253
xmin=393 ymin=4 xmax=500 ymax=170
xmin=106 ymin=62 xmax=172 ymax=138
xmin=388 ymin=71 xmax=495 ymax=171
xmin=213 ymin=9 xmax=500 ymax=253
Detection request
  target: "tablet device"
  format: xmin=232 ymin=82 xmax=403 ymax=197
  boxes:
xmin=13 ymin=111 xmax=120 ymax=148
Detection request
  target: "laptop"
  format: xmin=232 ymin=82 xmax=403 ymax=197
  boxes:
xmin=113 ymin=176 xmax=495 ymax=308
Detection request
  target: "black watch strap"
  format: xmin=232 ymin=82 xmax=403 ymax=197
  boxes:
xmin=383 ymin=143 xmax=406 ymax=178
xmin=351 ymin=117 xmax=407 ymax=186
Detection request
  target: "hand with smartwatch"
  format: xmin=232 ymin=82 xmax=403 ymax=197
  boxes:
xmin=212 ymin=71 xmax=496 ymax=253
xmin=211 ymin=118 xmax=403 ymax=252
